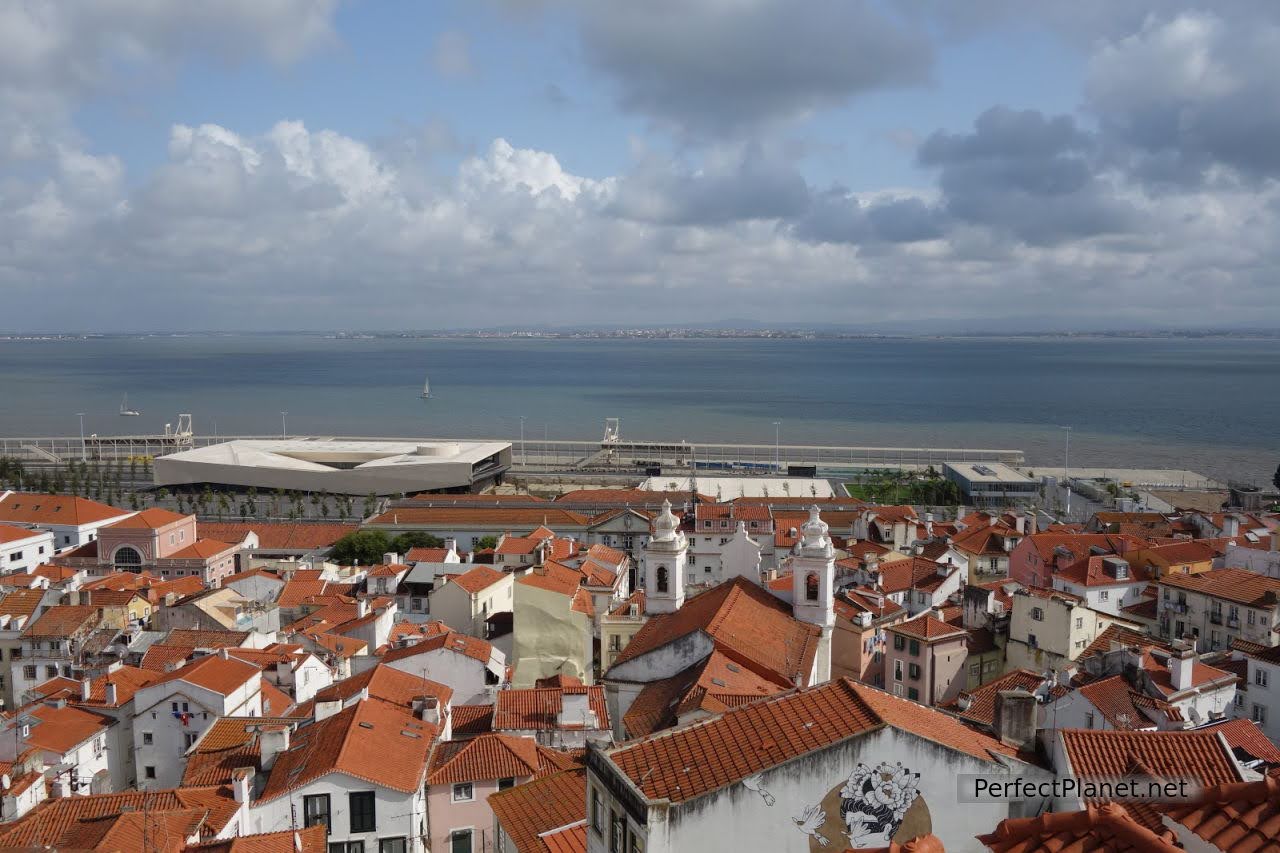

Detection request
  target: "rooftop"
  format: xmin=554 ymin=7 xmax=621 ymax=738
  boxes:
xmin=494 ymin=685 xmax=609 ymax=732
xmin=0 ymin=492 xmax=131 ymax=526
xmin=426 ymin=732 xmax=574 ymax=785
xmin=489 ymin=768 xmax=586 ymax=853
xmin=1159 ymin=568 xmax=1280 ymax=607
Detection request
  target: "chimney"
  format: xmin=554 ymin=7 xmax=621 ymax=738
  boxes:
xmin=937 ymin=561 xmax=950 ymax=578
xmin=104 ymin=681 xmax=118 ymax=706
xmin=219 ymin=647 xmax=230 ymax=660
xmin=557 ymin=691 xmax=596 ymax=729
xmin=418 ymin=695 xmax=441 ymax=726
xmin=80 ymin=676 xmax=92 ymax=701
xmin=856 ymin=611 xmax=872 ymax=628
xmin=957 ymin=693 xmax=973 ymax=712
xmin=314 ymin=698 xmax=342 ymax=722
xmin=382 ymin=552 xmax=398 ymax=566
xmin=356 ymin=598 xmax=369 ymax=618
xmin=1013 ymin=512 xmax=1026 ymax=535
xmin=231 ymin=766 xmax=253 ymax=804
xmin=164 ymin=592 xmax=177 ymax=607
xmin=993 ymin=688 xmax=1037 ymax=750
xmin=1170 ymin=640 xmax=1196 ymax=692
xmin=1221 ymin=515 xmax=1240 ymax=538
xmin=924 ymin=513 xmax=934 ymax=538
xmin=259 ymin=725 xmax=290 ymax=770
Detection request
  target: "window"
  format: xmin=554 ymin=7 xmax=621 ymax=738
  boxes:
xmin=113 ymin=546 xmax=143 ymax=572
xmin=1235 ymin=693 xmax=1245 ymax=708
xmin=303 ymin=793 xmax=331 ymax=832
xmin=1099 ymin=590 xmax=1110 ymax=602
xmin=907 ymin=687 xmax=919 ymax=701
xmin=452 ymin=782 xmax=474 ymax=802
xmin=655 ymin=566 xmax=668 ymax=593
xmin=969 ymin=663 xmax=980 ymax=678
xmin=8 ymin=551 xmax=22 ymax=562
xmin=450 ymin=829 xmax=473 ymax=853
xmin=908 ymin=663 xmax=921 ymax=680
xmin=1249 ymin=610 xmax=1257 ymax=625
xmin=611 ymin=811 xmax=624 ymax=853
xmin=1256 ymin=669 xmax=1270 ymax=688
xmin=22 ymin=665 xmax=35 ymax=681
xmin=349 ymin=791 xmax=376 ymax=833
xmin=1031 ymin=607 xmax=1044 ymax=621
xmin=893 ymin=635 xmax=905 ymax=651
xmin=591 ymin=787 xmax=601 ymax=833
xmin=894 ymin=660 xmax=903 ymax=682
xmin=331 ymin=844 xmax=364 ymax=853
xmin=46 ymin=665 xmax=58 ymax=678
xmin=379 ymin=840 xmax=407 ymax=853
xmin=184 ymin=732 xmax=199 ymax=749
xmin=1075 ymin=617 xmax=1083 ymax=629
xmin=805 ymin=573 xmax=819 ymax=602
xmin=143 ymin=732 xmax=153 ymax=745
xmin=498 ymin=777 xmax=515 ymax=791
xmin=1253 ymin=704 xmax=1268 ymax=724
xmin=1028 ymin=634 xmax=1038 ymax=647
xmin=144 ymin=766 xmax=156 ymax=779
xmin=1086 ymin=712 xmax=1095 ymax=729
xmin=908 ymin=639 xmax=920 ymax=656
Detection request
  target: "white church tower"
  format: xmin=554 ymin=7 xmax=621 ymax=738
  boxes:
xmin=643 ymin=500 xmax=687 ymax=615
xmin=790 ymin=505 xmax=835 ymax=683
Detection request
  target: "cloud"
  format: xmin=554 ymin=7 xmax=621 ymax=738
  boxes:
xmin=572 ymin=0 xmax=932 ymax=137
xmin=432 ymin=30 xmax=475 ymax=78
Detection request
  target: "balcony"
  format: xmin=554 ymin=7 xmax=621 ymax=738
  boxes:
xmin=1227 ymin=616 xmax=1241 ymax=628
xmin=1209 ymin=612 xmax=1223 ymax=625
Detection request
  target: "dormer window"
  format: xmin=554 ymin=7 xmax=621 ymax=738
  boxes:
xmin=656 ymin=566 xmax=669 ymax=593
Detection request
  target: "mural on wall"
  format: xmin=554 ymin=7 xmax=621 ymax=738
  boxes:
xmin=739 ymin=760 xmax=930 ymax=850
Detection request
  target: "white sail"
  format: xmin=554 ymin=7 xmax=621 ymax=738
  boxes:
xmin=421 ymin=375 xmax=431 ymax=398
xmin=119 ymin=394 xmax=140 ymax=416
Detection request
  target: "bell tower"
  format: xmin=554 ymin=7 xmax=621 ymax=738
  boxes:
xmin=643 ymin=500 xmax=687 ymax=615
xmin=790 ymin=506 xmax=835 ymax=682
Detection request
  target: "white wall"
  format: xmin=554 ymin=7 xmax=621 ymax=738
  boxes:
xmin=384 ymin=648 xmax=496 ymax=705
xmin=1245 ymin=657 xmax=1279 ymax=742
xmin=247 ymin=772 xmax=427 ymax=852
xmin=0 ymin=530 xmax=55 ymax=574
xmin=133 ymin=675 xmax=263 ymax=788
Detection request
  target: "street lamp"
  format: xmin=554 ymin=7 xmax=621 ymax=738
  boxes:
xmin=1060 ymin=425 xmax=1072 ymax=518
xmin=76 ymin=413 xmax=86 ymax=462
xmin=519 ymin=416 xmax=527 ymax=467
xmin=773 ymin=421 xmax=781 ymax=473
xmin=281 ymin=412 xmax=288 ymax=439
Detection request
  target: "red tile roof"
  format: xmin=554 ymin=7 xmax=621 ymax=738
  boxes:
xmin=369 ymin=507 xmax=590 ymax=526
xmin=540 ymin=821 xmax=588 ymax=853
xmin=0 ymin=493 xmax=130 ymax=526
xmin=19 ymin=703 xmax=112 ymax=753
xmin=0 ymin=588 xmax=47 ymax=622
xmin=494 ymin=686 xmax=609 ymax=732
xmin=1059 ymin=729 xmax=1243 ymax=789
xmin=1159 ymin=568 xmax=1280 ymax=607
xmin=1206 ymin=718 xmax=1280 ymax=765
xmin=181 ymin=717 xmax=301 ymax=787
xmin=489 ymin=768 xmax=586 ymax=853
xmin=948 ymin=670 xmax=1065 ymax=728
xmin=426 ymin=732 xmax=573 ymax=785
xmin=451 ymin=704 xmax=495 ymax=738
xmin=197 ymin=522 xmax=358 ymax=551
xmin=608 ymin=577 xmax=821 ymax=687
xmin=141 ymin=643 xmax=195 ymax=672
xmin=606 ymin=679 xmax=1019 ymax=804
xmin=167 ymin=629 xmax=251 ymax=649
xmin=0 ymin=524 xmax=49 ymax=544
xmin=260 ymin=700 xmax=435 ymax=799
xmin=449 ymin=565 xmax=507 ymax=594
xmin=405 ymin=546 xmax=451 ymax=562
xmin=517 ymin=561 xmax=584 ymax=597
xmin=1055 ymin=555 xmax=1151 ymax=588
xmin=1076 ymin=675 xmax=1175 ymax=730
xmin=169 ymin=538 xmax=237 ymax=559
xmin=979 ymin=803 xmax=1179 ymax=853
xmin=875 ymin=556 xmax=956 ymax=595
xmin=184 ymin=824 xmax=328 ymax=853
xmin=380 ymin=629 xmax=495 ymax=666
xmin=1162 ymin=775 xmax=1280 ymax=852
xmin=20 ymin=604 xmax=100 ymax=638
xmin=312 ymin=663 xmax=452 ymax=710
xmin=146 ymin=652 xmax=260 ymax=698
xmin=888 ymin=614 xmax=968 ymax=642
xmin=107 ymin=507 xmax=189 ymax=528
xmin=33 ymin=665 xmax=161 ymax=708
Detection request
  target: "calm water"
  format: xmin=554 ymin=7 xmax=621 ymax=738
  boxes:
xmin=0 ymin=335 xmax=1274 ymax=483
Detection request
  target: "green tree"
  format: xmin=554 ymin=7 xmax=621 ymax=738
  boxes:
xmin=329 ymin=530 xmax=394 ymax=565
xmin=155 ymin=487 xmax=169 ymax=506
xmin=390 ymin=531 xmax=444 ymax=553
xmin=1273 ymin=464 xmax=1280 ymax=492
xmin=473 ymin=535 xmax=499 ymax=551
xmin=217 ymin=493 xmax=231 ymax=520
xmin=362 ymin=492 xmax=379 ymax=518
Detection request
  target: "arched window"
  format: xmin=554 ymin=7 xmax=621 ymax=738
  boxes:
xmin=656 ymin=565 xmax=669 ymax=593
xmin=113 ymin=546 xmax=143 ymax=573
xmin=805 ymin=572 xmax=820 ymax=602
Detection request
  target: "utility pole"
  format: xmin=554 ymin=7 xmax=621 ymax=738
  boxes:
xmin=280 ymin=412 xmax=288 ymax=439
xmin=773 ymin=421 xmax=781 ymax=473
xmin=519 ymin=416 xmax=526 ymax=467
xmin=76 ymin=413 xmax=86 ymax=463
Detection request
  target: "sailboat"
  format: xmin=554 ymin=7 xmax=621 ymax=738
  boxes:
xmin=119 ymin=394 xmax=140 ymax=417
xmin=420 ymin=374 xmax=431 ymax=399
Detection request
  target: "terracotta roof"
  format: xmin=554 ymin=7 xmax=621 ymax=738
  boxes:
xmin=517 ymin=561 xmax=583 ymax=597
xmin=585 ymin=543 xmax=627 ymax=566
xmin=952 ymin=522 xmax=1021 ymax=557
xmin=949 ymin=670 xmax=1064 ymax=728
xmin=555 ymin=487 xmax=699 ymax=504
xmin=34 ymin=665 xmax=161 ymax=708
xmin=169 ymin=538 xmax=237 ymax=559
xmin=0 ymin=492 xmax=130 ymax=526
xmin=1119 ymin=598 xmax=1157 ymax=621
xmin=369 ymin=507 xmax=590 ymax=526
xmin=260 ymin=700 xmax=435 ymax=799
xmin=570 ymin=587 xmax=594 ymax=617
xmin=260 ymin=679 xmax=293 ymax=716
xmin=84 ymin=588 xmax=147 ymax=607
xmin=147 ymin=652 xmax=260 ymax=698
xmin=979 ymin=803 xmax=1179 ymax=852
xmin=1141 ymin=650 xmax=1237 ymax=698
xmin=1142 ymin=540 xmax=1220 ymax=564
xmin=0 ymin=523 xmax=49 ymax=544
xmin=875 ymin=556 xmax=956 ymax=595
xmin=494 ymin=685 xmax=609 ymax=732
xmin=621 ymin=649 xmax=792 ymax=738
xmin=0 ymin=786 xmax=239 ymax=849
xmin=197 ymin=522 xmax=357 ymax=551
xmin=489 ymin=768 xmax=586 ymax=853
xmin=312 ymin=663 xmax=452 ymax=710
xmin=1159 ymin=568 xmax=1280 ymax=607
xmin=1206 ymin=718 xmax=1280 ymax=765
xmin=540 ymin=821 xmax=588 ymax=853
xmin=449 ymin=565 xmax=507 ymax=594
xmin=142 ymin=643 xmax=195 ymax=672
xmin=607 ymin=589 xmax=646 ymax=617
xmin=608 ymin=577 xmax=821 ymax=687
xmin=0 ymin=587 xmax=46 ymax=621
xmin=1076 ymin=675 xmax=1172 ymax=730
xmin=1079 ymin=624 xmax=1171 ymax=661
xmin=1056 ymin=555 xmax=1151 ymax=588
xmin=107 ymin=507 xmax=189 ymax=528
xmin=451 ymin=704 xmax=495 ymax=737
xmin=1162 ymin=775 xmax=1280 ymax=852
xmin=1059 ymin=729 xmax=1243 ymax=789
xmin=58 ymin=808 xmax=207 ymax=853
xmin=167 ymin=629 xmax=251 ymax=649
xmin=17 ymin=703 xmax=112 ymax=753
xmin=607 ymin=679 xmax=1019 ymax=804
xmin=497 ymin=536 xmax=542 ymax=556
xmin=427 ymin=732 xmax=572 ymax=785
xmin=182 ymin=717 xmax=302 ymax=786
xmin=380 ymin=629 xmax=494 ymax=666
xmin=833 ymin=587 xmax=904 ymax=623
xmin=888 ymin=614 xmax=968 ymax=642
xmin=276 ymin=577 xmax=353 ymax=608
xmin=20 ymin=604 xmax=100 ymax=638
xmin=405 ymin=546 xmax=452 ymax=562
xmin=183 ymin=824 xmax=328 ymax=853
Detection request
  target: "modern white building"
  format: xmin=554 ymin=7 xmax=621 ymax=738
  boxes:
xmin=154 ymin=438 xmax=512 ymax=495
xmin=0 ymin=525 xmax=55 ymax=576
xmin=0 ymin=493 xmax=134 ymax=553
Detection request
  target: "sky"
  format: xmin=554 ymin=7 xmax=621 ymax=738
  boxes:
xmin=3 ymin=1 xmax=1280 ymax=332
